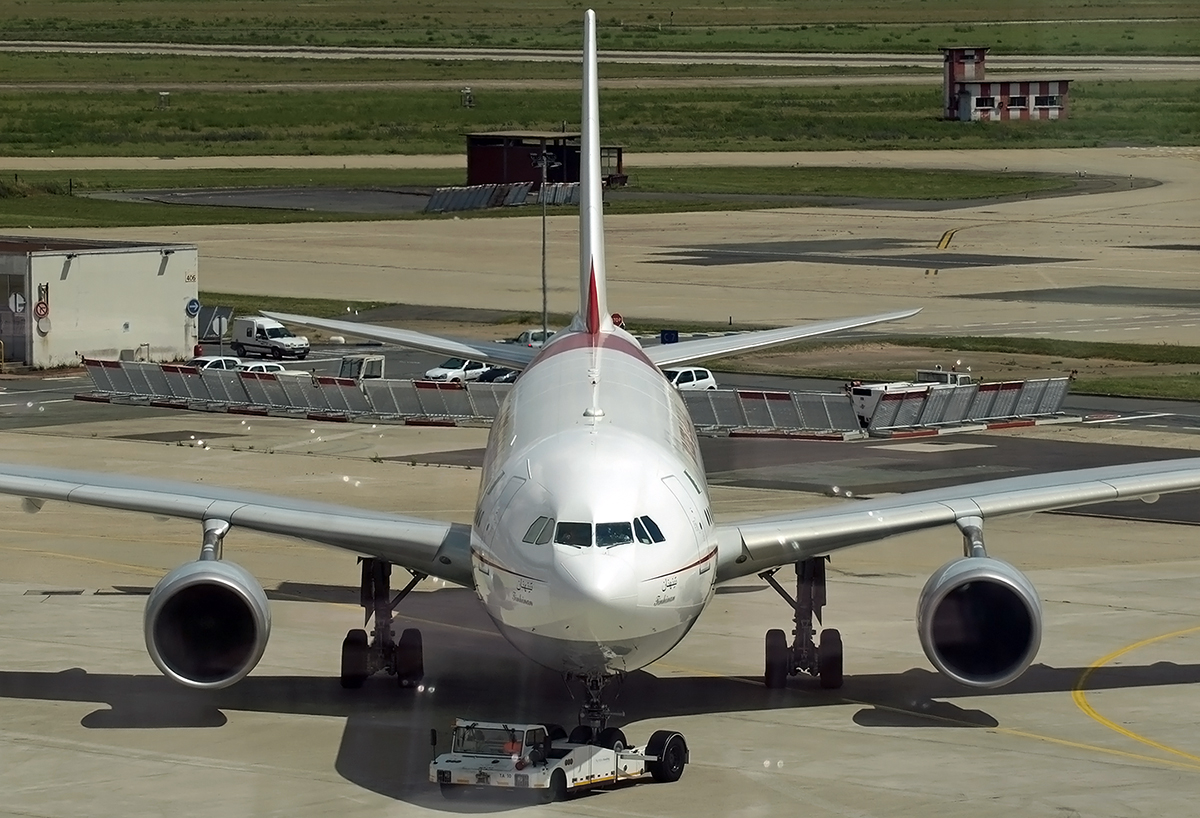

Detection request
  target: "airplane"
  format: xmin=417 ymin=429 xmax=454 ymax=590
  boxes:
xmin=4 ymin=8 xmax=1200 ymax=763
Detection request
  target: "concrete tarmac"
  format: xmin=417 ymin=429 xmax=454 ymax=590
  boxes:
xmin=3 ymin=412 xmax=1200 ymax=816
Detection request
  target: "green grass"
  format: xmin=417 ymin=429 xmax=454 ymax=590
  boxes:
xmin=883 ymin=335 xmax=1200 ymax=365
xmin=0 ymin=165 xmax=1078 ymax=228
xmin=199 ymin=291 xmax=394 ymax=319
xmin=0 ymin=52 xmax=932 ymax=84
xmin=0 ymin=0 xmax=1196 ymax=54
xmin=0 ymin=80 xmax=1195 ymax=158
xmin=1072 ymin=375 xmax=1200 ymax=400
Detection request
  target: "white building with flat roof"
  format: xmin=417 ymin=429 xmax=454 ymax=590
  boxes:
xmin=0 ymin=236 xmax=199 ymax=368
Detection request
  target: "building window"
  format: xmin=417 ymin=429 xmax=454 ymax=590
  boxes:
xmin=1008 ymin=96 xmax=1028 ymax=108
xmin=975 ymin=97 xmax=996 ymax=109
xmin=1034 ymin=95 xmax=1062 ymax=108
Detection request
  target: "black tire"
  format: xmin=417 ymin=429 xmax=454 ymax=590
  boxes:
xmin=272 ymin=347 xmax=283 ymax=360
xmin=396 ymin=628 xmax=424 ymax=687
xmin=818 ymin=628 xmax=844 ymax=690
xmin=545 ymin=723 xmax=568 ymax=742
xmin=645 ymin=730 xmax=687 ymax=783
xmin=297 ymin=351 xmax=308 ymax=360
xmin=567 ymin=725 xmax=594 ymax=745
xmin=439 ymin=783 xmax=464 ymax=800
xmin=340 ymin=628 xmax=369 ymax=689
xmin=764 ymin=628 xmax=790 ymax=689
xmin=538 ymin=769 xmax=567 ymax=804
xmin=231 ymin=342 xmax=244 ymax=357
xmin=596 ymin=727 xmax=627 ymax=752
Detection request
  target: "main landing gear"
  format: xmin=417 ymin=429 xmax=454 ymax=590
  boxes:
xmin=340 ymin=557 xmax=427 ymax=689
xmin=760 ymin=556 xmax=843 ymax=690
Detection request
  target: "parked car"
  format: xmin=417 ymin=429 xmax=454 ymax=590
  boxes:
xmin=187 ymin=356 xmax=242 ymax=371
xmin=663 ymin=367 xmax=717 ymax=391
xmin=478 ymin=367 xmax=518 ymax=383
xmin=236 ymin=361 xmax=310 ymax=376
xmin=231 ymin=316 xmax=310 ymax=360
xmin=424 ymin=358 xmax=487 ymax=382
xmin=504 ymin=329 xmax=556 ymax=348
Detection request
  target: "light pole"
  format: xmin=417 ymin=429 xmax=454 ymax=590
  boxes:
xmin=534 ymin=147 xmax=562 ymax=344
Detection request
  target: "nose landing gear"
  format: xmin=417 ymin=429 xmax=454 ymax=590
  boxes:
xmin=340 ymin=557 xmax=427 ymax=689
xmin=760 ymin=556 xmax=843 ymax=689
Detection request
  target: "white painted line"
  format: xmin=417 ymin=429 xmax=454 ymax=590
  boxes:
xmin=42 ymin=376 xmax=85 ymax=381
xmin=0 ymin=398 xmax=73 ymax=408
xmin=1083 ymin=412 xmax=1173 ymax=425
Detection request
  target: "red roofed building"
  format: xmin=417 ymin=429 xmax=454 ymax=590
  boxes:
xmin=942 ymin=47 xmax=1071 ymax=122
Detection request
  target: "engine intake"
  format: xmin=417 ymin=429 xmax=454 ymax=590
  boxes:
xmin=144 ymin=559 xmax=271 ymax=689
xmin=917 ymin=556 xmax=1041 ymax=688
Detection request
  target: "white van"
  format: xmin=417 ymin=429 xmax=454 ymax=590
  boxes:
xmin=231 ymin=317 xmax=310 ymax=360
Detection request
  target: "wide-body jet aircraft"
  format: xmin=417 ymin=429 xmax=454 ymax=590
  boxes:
xmin=4 ymin=10 xmax=1200 ymax=752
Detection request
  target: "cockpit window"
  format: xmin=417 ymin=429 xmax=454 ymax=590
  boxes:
xmin=554 ymin=522 xmax=592 ymax=547
xmin=522 ymin=516 xmax=552 ymax=544
xmin=535 ymin=517 xmax=555 ymax=544
xmin=639 ymin=515 xmax=666 ymax=543
xmin=633 ymin=517 xmax=653 ymax=544
xmin=596 ymin=522 xmax=633 ymax=547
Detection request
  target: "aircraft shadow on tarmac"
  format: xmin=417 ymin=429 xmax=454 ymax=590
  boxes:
xmin=3 ymin=588 xmax=1200 ymax=810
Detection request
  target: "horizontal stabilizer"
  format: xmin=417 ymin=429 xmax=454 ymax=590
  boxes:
xmin=647 ymin=308 xmax=921 ymax=368
xmin=263 ymin=312 xmax=537 ymax=370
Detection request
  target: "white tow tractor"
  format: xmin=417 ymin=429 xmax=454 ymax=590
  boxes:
xmin=430 ymin=719 xmax=687 ymax=802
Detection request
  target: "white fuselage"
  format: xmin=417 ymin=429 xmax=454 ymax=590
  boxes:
xmin=470 ymin=326 xmax=718 ymax=677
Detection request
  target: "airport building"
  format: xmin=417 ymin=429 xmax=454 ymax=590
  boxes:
xmin=465 ymin=130 xmax=626 ymax=187
xmin=0 ymin=236 xmax=198 ymax=368
xmin=942 ymin=46 xmax=1072 ymax=122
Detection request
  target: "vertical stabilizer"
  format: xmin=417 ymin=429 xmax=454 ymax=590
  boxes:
xmin=579 ymin=9 xmax=610 ymax=335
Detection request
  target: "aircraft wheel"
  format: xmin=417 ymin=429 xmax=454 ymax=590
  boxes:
xmin=646 ymin=730 xmax=687 ymax=783
xmin=396 ymin=628 xmax=424 ymax=687
xmin=567 ymin=725 xmax=594 ymax=745
xmin=545 ymin=723 xmax=568 ymax=742
xmin=340 ymin=628 xmax=368 ymax=689
xmin=596 ymin=727 xmax=627 ymax=752
xmin=764 ymin=628 xmax=789 ymax=689
xmin=818 ymin=628 xmax=844 ymax=690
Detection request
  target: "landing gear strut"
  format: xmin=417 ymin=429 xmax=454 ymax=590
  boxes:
xmin=340 ymin=557 xmax=426 ymax=689
xmin=760 ymin=556 xmax=843 ymax=690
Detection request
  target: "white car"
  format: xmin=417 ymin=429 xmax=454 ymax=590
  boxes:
xmin=424 ymin=358 xmax=487 ymax=382
xmin=186 ymin=356 xmax=242 ymax=371
xmin=236 ymin=362 xmax=310 ymax=376
xmin=663 ymin=367 xmax=717 ymax=391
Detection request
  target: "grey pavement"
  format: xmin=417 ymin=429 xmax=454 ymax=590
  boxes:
xmin=3 ymin=411 xmax=1200 ymax=815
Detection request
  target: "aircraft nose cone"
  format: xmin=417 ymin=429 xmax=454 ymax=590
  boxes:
xmin=557 ymin=548 xmax=636 ymax=606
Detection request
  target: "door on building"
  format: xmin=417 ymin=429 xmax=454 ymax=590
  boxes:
xmin=0 ymin=274 xmax=28 ymax=365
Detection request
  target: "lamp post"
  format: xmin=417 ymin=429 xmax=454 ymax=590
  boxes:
xmin=533 ymin=148 xmax=562 ymax=344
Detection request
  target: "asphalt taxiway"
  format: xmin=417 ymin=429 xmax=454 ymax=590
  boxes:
xmin=3 ymin=408 xmax=1200 ymax=817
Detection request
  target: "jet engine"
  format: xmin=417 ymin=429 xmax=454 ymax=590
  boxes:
xmin=144 ymin=559 xmax=271 ymax=689
xmin=916 ymin=557 xmax=1041 ymax=688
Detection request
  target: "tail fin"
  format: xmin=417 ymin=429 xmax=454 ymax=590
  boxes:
xmin=578 ymin=9 xmax=610 ymax=336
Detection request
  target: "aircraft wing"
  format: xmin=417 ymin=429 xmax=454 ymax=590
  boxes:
xmin=0 ymin=463 xmax=474 ymax=587
xmin=646 ymin=308 xmax=921 ymax=368
xmin=263 ymin=311 xmax=538 ymax=370
xmin=714 ymin=456 xmax=1200 ymax=583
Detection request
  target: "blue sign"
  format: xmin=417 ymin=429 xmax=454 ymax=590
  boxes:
xmin=185 ymin=298 xmax=201 ymax=318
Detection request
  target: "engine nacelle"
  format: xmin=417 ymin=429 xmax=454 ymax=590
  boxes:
xmin=144 ymin=559 xmax=271 ymax=689
xmin=917 ymin=556 xmax=1042 ymax=688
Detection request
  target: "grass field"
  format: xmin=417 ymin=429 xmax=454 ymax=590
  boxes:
xmin=0 ymin=165 xmax=1073 ymax=228
xmin=1 ymin=0 xmax=1196 ymax=53
xmin=0 ymin=80 xmax=1195 ymax=158
xmin=0 ymin=53 xmax=933 ymax=85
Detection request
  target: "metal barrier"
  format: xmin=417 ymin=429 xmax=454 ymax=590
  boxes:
xmin=80 ymin=360 xmax=1073 ymax=436
xmin=425 ymin=183 xmax=534 ymax=214
xmin=869 ymin=377 xmax=1070 ymax=432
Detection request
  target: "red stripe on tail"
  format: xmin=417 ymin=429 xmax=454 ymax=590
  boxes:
xmin=586 ymin=262 xmax=601 ymax=334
